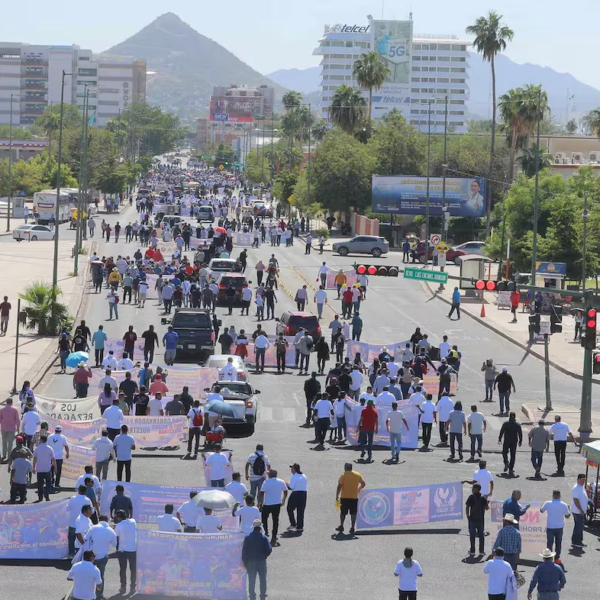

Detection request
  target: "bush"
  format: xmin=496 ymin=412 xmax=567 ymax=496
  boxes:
xmin=314 ymin=227 xmax=330 ymax=240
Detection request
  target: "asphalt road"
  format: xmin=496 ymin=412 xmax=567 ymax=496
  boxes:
xmin=0 ymin=203 xmax=595 ymax=600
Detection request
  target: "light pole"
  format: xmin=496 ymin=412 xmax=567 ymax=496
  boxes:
xmin=582 ymin=190 xmax=589 ymax=292
xmin=7 ymin=93 xmax=20 ymax=232
xmin=441 ymin=95 xmax=448 ymax=242
xmin=52 ymin=70 xmax=71 ymax=295
xmin=307 ymin=104 xmax=312 ymax=211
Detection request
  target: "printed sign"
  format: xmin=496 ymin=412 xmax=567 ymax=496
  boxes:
xmin=60 ymin=444 xmax=96 ymax=482
xmin=37 ymin=395 xmax=99 ymax=421
xmin=489 ymin=501 xmax=547 ymax=554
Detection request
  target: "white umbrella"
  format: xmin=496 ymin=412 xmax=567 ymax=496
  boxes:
xmin=192 ymin=489 xmax=236 ymax=510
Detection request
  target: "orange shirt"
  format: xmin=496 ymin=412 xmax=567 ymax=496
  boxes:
xmin=335 ymin=273 xmax=347 ymax=285
xmin=149 ymin=380 xmax=168 ymax=395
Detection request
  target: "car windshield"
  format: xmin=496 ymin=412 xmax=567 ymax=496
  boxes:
xmin=208 ymin=357 xmax=243 ymax=368
xmin=210 ymin=261 xmax=235 ymax=270
xmin=220 ymin=276 xmax=247 ymax=288
xmin=171 ymin=312 xmax=211 ymax=328
xmin=289 ymin=315 xmax=319 ymax=329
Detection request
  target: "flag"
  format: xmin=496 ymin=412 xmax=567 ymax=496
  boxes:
xmin=88 ymin=112 xmax=96 ymax=126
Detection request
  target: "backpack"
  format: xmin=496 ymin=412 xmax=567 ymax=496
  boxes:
xmin=252 ymin=453 xmax=266 ymax=476
xmin=192 ymin=408 xmax=204 ymax=428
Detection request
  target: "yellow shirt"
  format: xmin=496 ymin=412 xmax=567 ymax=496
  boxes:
xmin=108 ymin=272 xmax=121 ymax=283
xmin=335 ymin=273 xmax=347 ymax=285
xmin=338 ymin=471 xmax=365 ymax=499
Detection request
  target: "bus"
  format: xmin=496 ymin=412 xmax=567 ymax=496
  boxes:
xmin=33 ymin=189 xmax=72 ymax=224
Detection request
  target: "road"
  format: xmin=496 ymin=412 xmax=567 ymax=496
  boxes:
xmin=0 ymin=202 xmax=594 ymax=600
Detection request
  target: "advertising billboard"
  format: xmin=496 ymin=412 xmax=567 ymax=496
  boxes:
xmin=371 ymin=20 xmax=412 ymax=90
xmin=372 ymin=175 xmax=487 ymax=217
xmin=209 ymin=96 xmax=256 ymax=123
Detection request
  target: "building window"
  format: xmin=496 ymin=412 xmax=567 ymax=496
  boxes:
xmin=436 ymin=88 xmax=448 ymax=93
xmin=452 ymin=45 xmax=466 ymax=51
xmin=78 ymin=68 xmax=97 ymax=76
xmin=450 ymin=89 xmax=465 ymax=94
xmin=451 ymin=68 xmax=465 ymax=73
xmin=437 ymin=78 xmax=449 ymax=83
xmin=420 ymin=109 xmax=429 ymax=114
xmin=450 ymin=99 xmax=465 ymax=105
xmin=438 ymin=67 xmax=450 ymax=73
xmin=413 ymin=44 xmax=422 ymax=50
xmin=449 ymin=110 xmax=465 ymax=115
xmin=450 ymin=57 xmax=466 ymax=62
xmin=412 ymin=67 xmax=420 ymax=72
xmin=438 ymin=56 xmax=450 ymax=61
xmin=421 ymin=45 xmax=429 ymax=50
xmin=411 ymin=77 xmax=420 ymax=82
xmin=450 ymin=78 xmax=465 ymax=84
xmin=421 ymin=88 xmax=434 ymax=93
xmin=411 ymin=88 xmax=420 ymax=93
xmin=411 ymin=99 xmax=420 ymax=104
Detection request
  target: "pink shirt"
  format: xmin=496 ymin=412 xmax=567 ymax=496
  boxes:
xmin=149 ymin=381 xmax=168 ymax=395
xmin=0 ymin=405 xmax=20 ymax=432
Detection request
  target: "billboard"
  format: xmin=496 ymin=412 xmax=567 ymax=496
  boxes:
xmin=371 ymin=20 xmax=412 ymax=90
xmin=209 ymin=96 xmax=256 ymax=123
xmin=372 ymin=175 xmax=487 ymax=217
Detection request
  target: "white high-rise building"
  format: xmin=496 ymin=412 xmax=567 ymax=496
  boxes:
xmin=313 ymin=19 xmax=470 ymax=132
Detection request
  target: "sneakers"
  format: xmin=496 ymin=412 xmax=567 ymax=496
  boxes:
xmin=349 ymin=526 xmax=355 ymax=535
xmin=336 ymin=525 xmax=344 ymax=533
xmin=503 ymin=462 xmax=509 ymax=473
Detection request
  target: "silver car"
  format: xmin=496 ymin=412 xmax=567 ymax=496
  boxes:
xmin=454 ymin=241 xmax=487 ymax=256
xmin=332 ymin=235 xmax=389 ymax=257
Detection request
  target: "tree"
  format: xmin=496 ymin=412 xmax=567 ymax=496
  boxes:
xmin=329 ymin=85 xmax=366 ymax=136
xmin=215 ymin=144 xmax=236 ymax=168
xmin=311 ymin=120 xmax=329 ymax=142
xmin=20 ymin=282 xmax=71 ymax=336
xmin=466 ymin=11 xmax=514 ymax=232
xmin=272 ymin=171 xmax=298 ymax=204
xmin=585 ymin=108 xmax=600 ymax=137
xmin=353 ymin=51 xmax=390 ymax=138
xmin=0 ymin=125 xmax=32 ymax=139
xmin=518 ymin=143 xmax=551 ymax=177
xmin=282 ymin=91 xmax=303 ymax=111
xmin=566 ymin=119 xmax=578 ymax=135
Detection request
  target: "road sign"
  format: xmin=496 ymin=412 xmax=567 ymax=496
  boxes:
xmin=403 ymin=267 xmax=448 ymax=284
xmin=435 ymin=241 xmax=450 ymax=254
xmin=437 ymin=253 xmax=446 ymax=267
xmin=430 ymin=234 xmax=441 ymax=246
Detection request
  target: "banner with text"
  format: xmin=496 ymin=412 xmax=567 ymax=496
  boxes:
xmin=489 ymin=501 xmax=547 ymax=554
xmin=37 ymin=395 xmax=100 ymax=421
xmin=357 ymin=481 xmax=463 ymax=529
xmin=346 ymin=340 xmax=409 ymax=363
xmin=136 ymin=530 xmax=246 ymax=598
xmin=61 ymin=444 xmax=97 ymax=482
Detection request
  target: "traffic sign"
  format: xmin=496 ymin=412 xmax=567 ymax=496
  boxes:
xmin=430 ymin=234 xmax=441 ymax=246
xmin=403 ymin=267 xmax=448 ymax=284
xmin=435 ymin=241 xmax=450 ymax=254
xmin=437 ymin=252 xmax=446 ymax=267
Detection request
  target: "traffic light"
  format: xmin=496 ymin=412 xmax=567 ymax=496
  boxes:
xmin=585 ymin=307 xmax=597 ymax=350
xmin=550 ymin=305 xmax=563 ymax=334
xmin=474 ymin=279 xmax=516 ymax=291
xmin=355 ymin=264 xmax=399 ymax=277
xmin=529 ymin=313 xmax=541 ymax=336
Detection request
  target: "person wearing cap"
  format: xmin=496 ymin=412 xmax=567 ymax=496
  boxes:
xmin=73 ymin=362 xmax=93 ymax=399
xmin=48 ymin=425 xmax=69 ymax=489
xmin=528 ymin=548 xmax=566 ymax=599
xmin=358 ymin=399 xmax=378 ymax=462
xmin=287 ymin=463 xmax=308 ymax=532
xmin=436 ymin=358 xmax=456 ymax=400
xmin=494 ymin=366 xmax=516 ymax=415
xmin=492 ymin=513 xmax=522 ymax=570
xmin=242 ymin=518 xmax=272 ymax=600
xmin=67 ymin=549 xmax=102 ymax=600
xmin=484 ymin=547 xmax=517 ymax=599
xmin=149 ymin=373 xmax=168 ymax=396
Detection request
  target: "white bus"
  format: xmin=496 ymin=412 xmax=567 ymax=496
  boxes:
xmin=33 ymin=189 xmax=72 ymax=224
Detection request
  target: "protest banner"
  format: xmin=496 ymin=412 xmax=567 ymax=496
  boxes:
xmin=37 ymin=395 xmax=100 ymax=421
xmin=0 ymin=499 xmax=69 ymax=559
xmin=60 ymin=444 xmax=96 ymax=482
xmin=346 ymin=400 xmax=419 ymax=449
xmin=489 ymin=501 xmax=547 ymax=554
xmin=91 ymin=368 xmax=141 ymax=390
xmin=104 ymin=338 xmax=147 ymax=362
xmin=161 ymin=366 xmax=220 ymax=398
xmin=346 ymin=340 xmax=409 ymax=363
xmin=234 ymin=232 xmax=253 ymax=247
xmin=137 ymin=530 xmax=246 ymax=598
xmin=100 ymin=480 xmax=238 ymax=530
xmin=356 ymin=482 xmax=463 ymax=529
xmin=231 ymin=336 xmax=296 ymax=368
xmin=202 ymin=450 xmax=234 ymax=486
xmin=326 ymin=270 xmax=358 ymax=290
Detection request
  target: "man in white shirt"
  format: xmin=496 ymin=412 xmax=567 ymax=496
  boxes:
xmin=67 ymin=486 xmax=93 ymax=557
xmin=21 ymin=408 xmax=41 ymax=446
xmin=313 ymin=395 xmax=333 ymax=447
xmin=67 ymin=550 xmax=102 ymax=600
xmin=196 ymin=508 xmax=223 ymax=533
xmin=348 ymin=366 xmax=363 ymax=401
xmin=117 ymin=354 xmax=134 ymax=371
xmin=259 ymin=469 xmax=288 ymax=543
xmin=48 ymin=425 xmax=69 ymax=489
xmin=314 ymin=286 xmax=328 ymax=319
xmin=97 ymin=369 xmax=118 ymax=391
xmin=114 ymin=510 xmax=138 ymax=595
xmin=92 ymin=430 xmax=114 ymax=481
xmin=399 ymin=343 xmax=414 ymax=365
xmin=359 ymin=387 xmax=376 ymax=404
xmin=254 ymin=335 xmax=271 ymax=373
xmin=204 ymin=444 xmax=231 ymax=487
xmin=147 ymin=393 xmax=164 ymax=417
xmin=571 ymin=473 xmax=588 ymax=547
xmin=104 ymin=399 xmax=125 ymax=441
xmin=483 ymin=549 xmax=516 ymax=597
xmin=419 ymin=394 xmax=438 ymax=449
xmin=102 ymin=351 xmax=118 ymax=371
xmin=75 ymin=504 xmax=94 ymax=550
xmin=436 ymin=395 xmax=454 ymax=446
xmin=549 ymin=415 xmax=575 ymax=475
xmin=157 ymin=504 xmax=182 ymax=532
xmin=317 ymin=263 xmax=329 ymax=287
xmin=386 ymin=357 xmax=400 ymax=379
xmin=464 ymin=460 xmax=495 ymax=498
xmin=86 ymin=515 xmax=117 ymax=598
xmin=177 ymin=491 xmax=204 ymax=532
xmin=540 ymin=489 xmax=571 ymax=561
xmin=219 ymin=357 xmax=238 ymax=381
xmin=375 ymin=386 xmax=396 ymax=408
xmin=467 ymin=404 xmax=487 ymax=460
xmin=76 ymin=466 xmax=102 ymax=498
xmin=233 ymin=494 xmax=261 ymax=534
xmin=241 ymin=286 xmax=252 ymax=316
xmin=438 ymin=335 xmax=451 ymax=359
xmin=225 ymin=472 xmax=248 ymax=504
xmin=386 ymin=402 xmax=409 ymax=462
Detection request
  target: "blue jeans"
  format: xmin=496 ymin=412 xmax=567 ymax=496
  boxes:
xmin=485 ymin=380 xmax=493 ymax=399
xmin=546 ymin=527 xmax=563 ymax=559
xmin=389 ymin=432 xmax=401 ymax=458
xmin=468 ymin=520 xmax=485 ymax=554
xmin=531 ymin=450 xmax=543 ymax=472
xmin=337 ymin=415 xmax=346 ymax=439
xmin=95 ymin=556 xmax=108 ymax=599
xmin=572 ymin=513 xmax=585 ymax=545
xmin=250 ymin=478 xmax=265 ymax=498
xmin=246 ymin=560 xmax=267 ymax=600
xmin=109 ymin=302 xmax=119 ymax=319
xmin=255 ymin=347 xmax=266 ymax=371
xmin=316 ymin=303 xmax=324 ymax=318
xmin=59 ymin=350 xmax=69 ymax=370
xmin=498 ymin=391 xmax=510 ymax=412
xmin=359 ymin=430 xmax=374 ymax=459
xmin=470 ymin=434 xmax=482 ymax=457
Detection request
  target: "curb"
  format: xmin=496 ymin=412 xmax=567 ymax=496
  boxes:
xmin=423 ymin=280 xmax=595 ymax=384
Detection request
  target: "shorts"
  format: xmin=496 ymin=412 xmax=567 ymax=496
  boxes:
xmin=340 ymin=498 xmax=358 ymax=516
xmin=165 ymin=348 xmax=176 ymax=362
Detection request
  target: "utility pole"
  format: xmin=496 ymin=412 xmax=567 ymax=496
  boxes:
xmin=307 ymin=104 xmax=311 ymax=210
xmin=544 ymin=334 xmax=552 ymax=411
xmin=270 ymin=116 xmax=275 ymax=186
xmin=425 ymin=100 xmax=432 ymax=266
xmin=530 ymin=89 xmax=542 ymax=287
xmin=582 ymin=190 xmax=589 ymax=291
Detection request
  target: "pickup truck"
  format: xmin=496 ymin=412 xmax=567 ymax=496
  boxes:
xmin=161 ymin=308 xmax=219 ymax=362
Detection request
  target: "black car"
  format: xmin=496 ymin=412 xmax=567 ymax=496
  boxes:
xmin=162 ymin=308 xmax=218 ymax=361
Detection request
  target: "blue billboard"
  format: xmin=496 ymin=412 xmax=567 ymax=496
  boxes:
xmin=372 ymin=175 xmax=487 ymax=217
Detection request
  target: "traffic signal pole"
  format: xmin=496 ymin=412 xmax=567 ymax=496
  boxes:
xmin=544 ymin=334 xmax=552 ymax=411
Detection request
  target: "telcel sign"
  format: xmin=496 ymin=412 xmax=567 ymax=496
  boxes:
xmin=324 ymin=24 xmax=370 ymax=34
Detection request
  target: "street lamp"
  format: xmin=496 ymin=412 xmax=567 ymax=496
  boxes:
xmin=7 ymin=93 xmax=21 ymax=232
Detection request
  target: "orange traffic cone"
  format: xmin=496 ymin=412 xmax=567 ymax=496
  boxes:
xmin=480 ymin=304 xmax=486 ymax=318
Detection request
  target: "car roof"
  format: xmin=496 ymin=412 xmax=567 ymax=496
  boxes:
xmin=217 ymin=272 xmax=246 ymax=278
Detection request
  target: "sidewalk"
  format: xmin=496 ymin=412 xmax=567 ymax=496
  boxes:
xmin=0 ymin=240 xmax=91 ymax=396
xmin=422 ymin=264 xmax=595 ymax=383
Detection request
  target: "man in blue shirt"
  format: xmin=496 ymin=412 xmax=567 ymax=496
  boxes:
xmin=92 ymin=325 xmax=108 ymax=368
xmin=163 ymin=326 xmax=179 ymax=366
xmin=113 ymin=425 xmax=136 ymax=483
xmin=502 ymin=490 xmax=530 ymax=529
xmin=527 ymin=548 xmax=566 ymax=599
xmin=242 ymin=519 xmax=272 ymax=600
xmin=448 ymin=287 xmax=461 ymax=320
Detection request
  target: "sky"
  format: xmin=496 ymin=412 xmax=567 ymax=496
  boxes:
xmin=3 ymin=0 xmax=600 ymax=89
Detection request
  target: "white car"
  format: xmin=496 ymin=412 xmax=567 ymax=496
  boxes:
xmin=205 ymin=355 xmax=250 ymax=381
xmin=206 ymin=258 xmax=241 ymax=282
xmin=206 ymin=380 xmax=260 ymax=433
xmin=453 ymin=241 xmax=487 ymax=256
xmin=13 ymin=224 xmax=54 ymax=242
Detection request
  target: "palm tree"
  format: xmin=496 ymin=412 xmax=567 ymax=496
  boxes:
xmin=499 ymin=85 xmax=549 ymax=181
xmin=282 ymin=91 xmax=302 ymax=111
xmin=311 ymin=120 xmax=329 ymax=142
xmin=466 ymin=11 xmax=514 ymax=232
xmin=353 ymin=51 xmax=390 ymax=138
xmin=20 ymin=282 xmax=71 ymax=335
xmin=38 ymin=111 xmax=60 ymax=158
xmin=584 ymin=108 xmax=600 ymax=136
xmin=329 ymin=85 xmax=366 ymax=135
xmin=518 ymin=144 xmax=551 ymax=178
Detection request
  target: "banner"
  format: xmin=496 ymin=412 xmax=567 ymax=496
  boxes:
xmin=100 ymin=481 xmax=238 ymax=531
xmin=161 ymin=366 xmax=220 ymax=399
xmin=346 ymin=400 xmax=419 ymax=449
xmin=136 ymin=530 xmax=246 ymax=598
xmin=202 ymin=450 xmax=234 ymax=486
xmin=0 ymin=499 xmax=69 ymax=559
xmin=233 ymin=232 xmax=253 ymax=247
xmin=346 ymin=340 xmax=409 ymax=363
xmin=91 ymin=368 xmax=141 ymax=389
xmin=37 ymin=395 xmax=99 ymax=421
xmin=372 ymin=176 xmax=487 ymax=217
xmin=104 ymin=339 xmax=147 ymax=362
xmin=325 ymin=270 xmax=358 ymax=290
xmin=61 ymin=444 xmax=96 ymax=482
xmin=489 ymin=501 xmax=547 ymax=554
xmin=357 ymin=482 xmax=463 ymax=529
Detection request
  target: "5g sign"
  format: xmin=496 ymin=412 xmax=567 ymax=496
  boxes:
xmin=388 ymin=44 xmax=407 ymax=59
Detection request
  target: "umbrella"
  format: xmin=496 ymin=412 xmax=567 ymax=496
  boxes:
xmin=66 ymin=351 xmax=89 ymax=368
xmin=205 ymin=400 xmax=236 ymax=418
xmin=192 ymin=489 xmax=236 ymax=510
xmin=215 ymin=226 xmax=227 ymax=234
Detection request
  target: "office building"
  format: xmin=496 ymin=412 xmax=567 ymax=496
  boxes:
xmin=0 ymin=42 xmax=146 ymax=127
xmin=313 ymin=18 xmax=470 ymax=132
xmin=210 ymin=84 xmax=275 ymax=121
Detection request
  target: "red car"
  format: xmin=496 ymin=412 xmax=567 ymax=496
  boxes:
xmin=275 ymin=311 xmax=322 ymax=341
xmin=215 ymin=273 xmax=249 ymax=304
xmin=411 ymin=242 xmax=466 ymax=265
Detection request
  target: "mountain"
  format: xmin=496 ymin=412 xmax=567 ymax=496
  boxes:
xmin=267 ymin=57 xmax=600 ymax=124
xmin=102 ymin=13 xmax=286 ymax=122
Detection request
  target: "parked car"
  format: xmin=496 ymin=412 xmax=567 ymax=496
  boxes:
xmin=205 ymin=380 xmax=260 ymax=433
xmin=275 ymin=311 xmax=321 ymax=341
xmin=454 ymin=241 xmax=487 ymax=256
xmin=205 ymin=355 xmax=250 ymax=381
xmin=332 ymin=235 xmax=389 ymax=257
xmin=410 ymin=242 xmax=466 ymax=265
xmin=215 ymin=273 xmax=249 ymax=304
xmin=13 ymin=224 xmax=54 ymax=242
xmin=207 ymin=258 xmax=242 ymax=282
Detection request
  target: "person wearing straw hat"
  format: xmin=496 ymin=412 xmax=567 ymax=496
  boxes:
xmin=492 ymin=513 xmax=522 ymax=571
xmin=527 ymin=548 xmax=566 ymax=600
